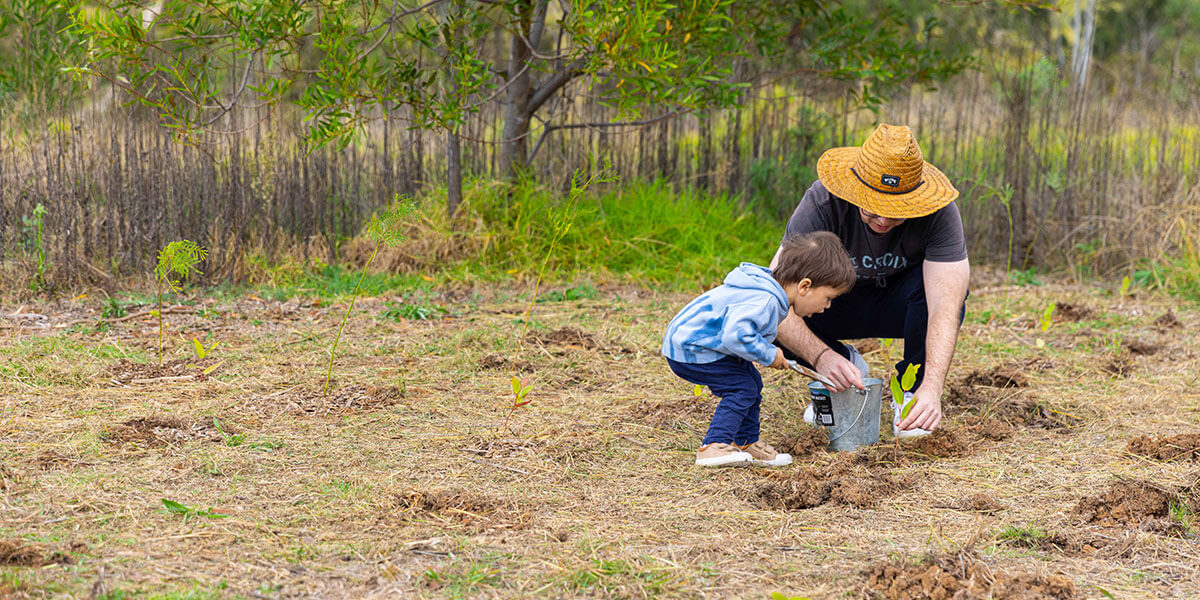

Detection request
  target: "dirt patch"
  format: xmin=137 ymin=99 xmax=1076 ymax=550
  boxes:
xmin=963 ymin=416 xmax=1014 ymax=441
xmin=529 ymin=327 xmax=634 ymax=355
xmin=962 ymin=493 xmax=1004 ymax=514
xmin=103 ymin=416 xmax=226 ymax=447
xmin=1102 ymin=353 xmax=1135 ymax=377
xmin=0 ymin=539 xmax=74 ymax=567
xmin=945 ymin=385 xmax=1080 ymax=430
xmin=396 ymin=489 xmax=530 ymax=531
xmin=961 ymin=366 xmax=1028 ymax=388
xmin=1055 ymin=302 xmax=1094 ymax=322
xmin=1126 ymin=434 xmax=1200 ymax=461
xmin=910 ymin=428 xmax=971 ymax=458
xmin=776 ymin=427 xmax=829 ymax=457
xmin=625 ymin=395 xmax=716 ymax=431
xmin=747 ymin=458 xmax=913 ymax=510
xmin=1006 ymin=530 xmax=1117 ymax=558
xmin=108 ymin=358 xmax=206 ymax=384
xmin=478 ymin=352 xmax=535 ymax=372
xmin=462 ymin=436 xmax=544 ymax=459
xmin=1123 ymin=338 xmax=1158 ymax=356
xmin=31 ymin=451 xmax=82 ymax=471
xmin=257 ymin=385 xmax=403 ymax=417
xmin=1073 ymin=480 xmax=1187 ymax=527
xmin=862 ymin=550 xmax=1076 ymax=599
xmin=1154 ymin=309 xmax=1182 ymax=330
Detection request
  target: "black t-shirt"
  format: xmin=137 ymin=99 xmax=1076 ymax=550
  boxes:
xmin=783 ymin=181 xmax=967 ymax=287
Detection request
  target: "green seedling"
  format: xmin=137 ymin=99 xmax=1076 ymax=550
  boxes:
xmin=1119 ymin=275 xmax=1131 ymax=297
xmin=693 ymin=384 xmax=705 ymax=397
xmin=192 ymin=337 xmax=219 ymax=360
xmin=771 ymin=593 xmax=814 ymax=600
xmin=154 ymin=240 xmax=208 ymax=368
xmin=502 ymin=376 xmax=534 ymax=433
xmin=880 ymin=337 xmax=895 ymax=361
xmin=24 ymin=203 xmax=48 ymax=291
xmin=381 ymin=300 xmax=445 ymax=321
xmin=890 ymin=363 xmax=922 ymax=420
xmin=1038 ymin=301 xmax=1056 ymax=332
xmin=324 ymin=196 xmax=416 ymax=395
xmin=161 ymin=498 xmax=227 ymax=522
xmin=102 ymin=295 xmax=126 ymax=319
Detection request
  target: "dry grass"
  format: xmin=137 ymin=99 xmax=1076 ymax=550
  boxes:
xmin=1 ymin=279 xmax=1199 ymax=598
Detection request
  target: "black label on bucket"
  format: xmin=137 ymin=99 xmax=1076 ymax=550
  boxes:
xmin=810 ymin=388 xmax=835 ymax=427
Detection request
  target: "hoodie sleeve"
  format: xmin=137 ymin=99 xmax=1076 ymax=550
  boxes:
xmin=718 ymin=301 xmax=781 ymax=366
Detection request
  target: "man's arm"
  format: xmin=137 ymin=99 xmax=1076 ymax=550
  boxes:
xmin=770 ymin=247 xmax=864 ymax=392
xmin=899 ymin=258 xmax=969 ymax=432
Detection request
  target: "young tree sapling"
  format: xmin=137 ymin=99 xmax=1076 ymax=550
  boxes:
xmin=154 ymin=240 xmax=208 ymax=368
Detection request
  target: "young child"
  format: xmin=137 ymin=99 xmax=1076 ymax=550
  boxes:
xmin=662 ymin=232 xmax=856 ymax=467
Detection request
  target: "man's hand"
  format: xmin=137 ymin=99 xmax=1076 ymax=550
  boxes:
xmin=815 ymin=350 xmax=864 ymax=392
xmin=768 ymin=350 xmax=787 ymax=370
xmin=898 ymin=386 xmax=942 ymax=432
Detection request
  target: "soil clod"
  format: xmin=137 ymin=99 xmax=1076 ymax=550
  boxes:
xmin=530 ymin=327 xmax=634 ymax=355
xmin=397 ymin=489 xmax=529 ymax=531
xmin=478 ymin=352 xmax=535 ymax=372
xmin=1055 ymin=302 xmax=1094 ymax=322
xmin=103 ymin=416 xmax=226 ymax=447
xmin=1154 ymin=309 xmax=1182 ymax=330
xmin=1102 ymin=353 xmax=1135 ymax=378
xmin=748 ymin=462 xmax=912 ymax=510
xmin=776 ymin=428 xmax=829 ymax=457
xmin=962 ymin=366 xmax=1028 ymax=388
xmin=862 ymin=550 xmax=1076 ymax=599
xmin=1123 ymin=339 xmax=1157 ymax=356
xmin=0 ymin=539 xmax=74 ymax=567
xmin=1074 ymin=480 xmax=1175 ymax=526
xmin=1126 ymin=434 xmax=1200 ymax=461
xmin=626 ymin=395 xmax=715 ymax=430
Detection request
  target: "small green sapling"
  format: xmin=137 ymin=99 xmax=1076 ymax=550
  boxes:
xmin=890 ymin=363 xmax=922 ymax=420
xmin=154 ymin=240 xmax=208 ymax=368
xmin=324 ymin=196 xmax=416 ymax=395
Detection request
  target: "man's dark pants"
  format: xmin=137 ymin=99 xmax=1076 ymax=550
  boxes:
xmin=777 ymin=266 xmax=965 ymax=388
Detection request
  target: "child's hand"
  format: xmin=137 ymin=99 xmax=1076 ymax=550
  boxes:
xmin=769 ymin=350 xmax=787 ymax=370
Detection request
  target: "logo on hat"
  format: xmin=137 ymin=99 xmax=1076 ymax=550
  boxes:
xmin=880 ymin=174 xmax=901 ymax=188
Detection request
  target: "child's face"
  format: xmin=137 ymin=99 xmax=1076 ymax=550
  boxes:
xmin=791 ymin=283 xmax=844 ymax=318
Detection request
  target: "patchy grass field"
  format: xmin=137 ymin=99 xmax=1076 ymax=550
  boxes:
xmin=1 ymin=280 xmax=1198 ymax=599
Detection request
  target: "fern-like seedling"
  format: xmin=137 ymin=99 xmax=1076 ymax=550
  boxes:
xmin=324 ymin=195 xmax=417 ymax=395
xmin=154 ymin=240 xmax=207 ymax=368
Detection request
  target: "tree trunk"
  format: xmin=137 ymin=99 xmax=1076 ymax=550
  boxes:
xmin=447 ymin=128 xmax=462 ymax=217
xmin=499 ymin=1 xmax=536 ymax=180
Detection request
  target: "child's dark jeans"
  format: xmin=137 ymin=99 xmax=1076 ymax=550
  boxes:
xmin=666 ymin=355 xmax=763 ymax=446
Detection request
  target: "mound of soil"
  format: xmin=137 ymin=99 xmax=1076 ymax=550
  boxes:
xmin=961 ymin=493 xmax=1004 ymax=514
xmin=1126 ymin=434 xmax=1200 ymax=461
xmin=1102 ymin=353 xmax=1136 ymax=378
xmin=963 ymin=416 xmax=1015 ymax=441
xmin=478 ymin=352 xmax=535 ymax=372
xmin=1073 ymin=480 xmax=1175 ymax=526
xmin=529 ymin=327 xmax=634 ymax=355
xmin=625 ymin=395 xmax=716 ymax=430
xmin=910 ymin=428 xmax=971 ymax=458
xmin=961 ymin=366 xmax=1028 ymax=389
xmin=260 ymin=385 xmax=403 ymax=417
xmin=103 ymin=416 xmax=226 ymax=447
xmin=0 ymin=539 xmax=74 ymax=567
xmin=862 ymin=550 xmax=1076 ymax=600
xmin=1123 ymin=339 xmax=1158 ymax=356
xmin=748 ymin=461 xmax=913 ymax=510
xmin=776 ymin=428 xmax=829 ymax=457
xmin=108 ymin=358 xmax=205 ymax=384
xmin=397 ymin=489 xmax=530 ymax=531
xmin=1055 ymin=302 xmax=1094 ymax=322
xmin=945 ymin=385 xmax=1079 ymax=430
xmin=1154 ymin=310 xmax=1182 ymax=330
xmin=1005 ymin=530 xmax=1116 ymax=557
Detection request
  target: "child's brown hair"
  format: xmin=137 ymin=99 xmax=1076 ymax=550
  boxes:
xmin=771 ymin=231 xmax=856 ymax=290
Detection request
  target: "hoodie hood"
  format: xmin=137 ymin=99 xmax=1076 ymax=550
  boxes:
xmin=724 ymin=263 xmax=789 ymax=306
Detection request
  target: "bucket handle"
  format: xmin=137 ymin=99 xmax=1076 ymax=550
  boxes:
xmin=827 ymin=388 xmax=869 ymax=444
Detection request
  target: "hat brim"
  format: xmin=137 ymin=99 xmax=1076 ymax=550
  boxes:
xmin=817 ymin=147 xmax=959 ymax=219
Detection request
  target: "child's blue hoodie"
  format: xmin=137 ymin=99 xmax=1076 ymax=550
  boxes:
xmin=661 ymin=263 xmax=789 ymax=366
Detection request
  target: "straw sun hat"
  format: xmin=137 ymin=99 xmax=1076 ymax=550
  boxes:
xmin=816 ymin=123 xmax=958 ymax=219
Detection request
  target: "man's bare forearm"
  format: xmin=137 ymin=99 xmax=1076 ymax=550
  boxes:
xmin=775 ymin=312 xmax=829 ymax=364
xmin=919 ymin=259 xmax=970 ymax=394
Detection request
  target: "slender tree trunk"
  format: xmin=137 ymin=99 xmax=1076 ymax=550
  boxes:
xmin=499 ymin=1 xmax=536 ymax=180
xmin=447 ymin=129 xmax=463 ymax=217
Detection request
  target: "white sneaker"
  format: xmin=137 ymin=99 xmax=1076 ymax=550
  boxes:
xmin=892 ymin=391 xmax=931 ymax=439
xmin=803 ymin=344 xmax=870 ymax=424
xmin=695 ymin=443 xmax=754 ymax=467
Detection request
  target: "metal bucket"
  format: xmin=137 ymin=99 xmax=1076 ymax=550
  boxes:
xmin=807 ymin=378 xmax=883 ymax=451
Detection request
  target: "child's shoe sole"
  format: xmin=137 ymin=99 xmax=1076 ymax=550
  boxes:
xmin=750 ymin=453 xmax=793 ymax=467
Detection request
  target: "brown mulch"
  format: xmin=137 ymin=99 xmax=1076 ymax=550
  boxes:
xmin=1126 ymin=434 xmax=1200 ymax=461
xmin=396 ymin=489 xmax=531 ymax=531
xmin=0 ymin=539 xmax=74 ymax=567
xmin=862 ymin=549 xmax=1076 ymax=599
xmin=107 ymin=358 xmax=206 ymax=384
xmin=102 ymin=416 xmax=227 ymax=447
